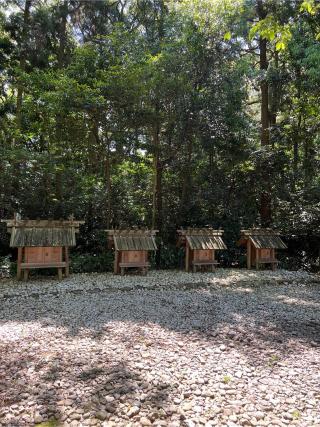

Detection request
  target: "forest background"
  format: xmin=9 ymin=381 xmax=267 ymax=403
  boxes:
xmin=0 ymin=0 xmax=319 ymax=273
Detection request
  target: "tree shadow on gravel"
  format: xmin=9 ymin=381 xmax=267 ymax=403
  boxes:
xmin=0 ymin=346 xmax=172 ymax=425
xmin=0 ymin=278 xmax=319 ymax=368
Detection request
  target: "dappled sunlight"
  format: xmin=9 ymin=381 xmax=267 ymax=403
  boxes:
xmin=276 ymin=294 xmax=320 ymax=308
xmin=0 ymin=270 xmax=319 ymax=425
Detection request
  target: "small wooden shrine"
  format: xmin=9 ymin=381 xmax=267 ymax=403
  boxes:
xmin=106 ymin=229 xmax=158 ymax=275
xmin=177 ymin=228 xmax=227 ymax=272
xmin=238 ymin=228 xmax=287 ymax=270
xmin=2 ymin=214 xmax=84 ymax=280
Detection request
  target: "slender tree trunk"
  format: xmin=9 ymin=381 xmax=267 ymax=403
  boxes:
xmin=269 ymin=50 xmax=279 ymax=135
xmin=15 ymin=0 xmax=32 ymax=142
xmin=105 ymin=140 xmax=112 ymax=229
xmin=179 ymin=116 xmax=192 ymax=224
xmin=303 ymin=135 xmax=314 ymax=188
xmin=150 ymin=0 xmax=166 ymax=266
xmin=151 ymin=121 xmax=163 ymax=267
xmin=293 ymin=68 xmax=302 ymax=188
xmin=54 ymin=1 xmax=69 ymax=217
xmin=152 ymin=122 xmax=162 ymax=231
xmin=257 ymin=1 xmax=272 ymax=226
xmin=58 ymin=0 xmax=68 ymax=68
xmin=293 ymin=113 xmax=301 ymax=190
xmin=180 ymin=136 xmax=192 ymax=221
xmin=259 ymin=38 xmax=269 ymax=147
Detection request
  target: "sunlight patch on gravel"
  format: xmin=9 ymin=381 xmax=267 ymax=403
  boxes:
xmin=0 ymin=270 xmax=319 ymax=426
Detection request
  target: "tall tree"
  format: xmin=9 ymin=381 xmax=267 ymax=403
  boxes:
xmin=16 ymin=0 xmax=32 ymax=142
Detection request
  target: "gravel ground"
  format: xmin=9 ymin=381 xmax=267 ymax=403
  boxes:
xmin=0 ymin=269 xmax=319 ymax=427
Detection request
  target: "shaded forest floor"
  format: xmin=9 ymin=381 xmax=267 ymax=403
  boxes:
xmin=0 ymin=270 xmax=319 ymax=426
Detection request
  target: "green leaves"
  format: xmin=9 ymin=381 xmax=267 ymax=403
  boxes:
xmin=249 ymin=15 xmax=292 ymax=51
xmin=300 ymin=0 xmax=318 ymax=15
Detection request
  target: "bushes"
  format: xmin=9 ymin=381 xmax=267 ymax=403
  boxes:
xmin=0 ymin=255 xmax=11 ymax=278
xmin=157 ymin=244 xmax=185 ymax=269
xmin=70 ymin=252 xmax=114 ymax=273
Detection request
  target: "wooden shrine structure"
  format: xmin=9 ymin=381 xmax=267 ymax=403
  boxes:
xmin=177 ymin=228 xmax=227 ymax=272
xmin=2 ymin=214 xmax=84 ymax=280
xmin=106 ymin=229 xmax=158 ymax=275
xmin=238 ymin=228 xmax=287 ymax=270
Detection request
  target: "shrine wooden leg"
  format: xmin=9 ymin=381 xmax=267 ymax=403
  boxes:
xmin=272 ymin=249 xmax=276 ymax=270
xmin=212 ymin=251 xmax=215 ymax=272
xmin=58 ymin=268 xmax=63 ymax=280
xmin=17 ymin=248 xmax=22 ymax=280
xmin=185 ymin=245 xmax=190 ymax=272
xmin=121 ymin=266 xmax=124 ymax=276
xmin=23 ymin=269 xmax=29 ymax=281
xmin=247 ymin=240 xmax=251 ymax=270
xmin=65 ymin=247 xmax=70 ymax=277
xmin=114 ymin=250 xmax=119 ymax=274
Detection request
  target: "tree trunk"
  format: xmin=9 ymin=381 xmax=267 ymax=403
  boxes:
xmin=269 ymin=50 xmax=279 ymax=136
xmin=151 ymin=122 xmax=162 ymax=267
xmin=58 ymin=0 xmax=68 ymax=68
xmin=293 ymin=113 xmax=301 ymax=189
xmin=105 ymin=140 xmax=112 ymax=229
xmin=258 ymin=1 xmax=272 ymax=226
xmin=180 ymin=137 xmax=192 ymax=221
xmin=54 ymin=1 xmax=69 ymax=217
xmin=293 ymin=68 xmax=302 ymax=187
xmin=303 ymin=136 xmax=314 ymax=188
xmin=15 ymin=0 xmax=32 ymax=142
xmin=179 ymin=118 xmax=193 ymax=224
xmin=152 ymin=122 xmax=162 ymax=231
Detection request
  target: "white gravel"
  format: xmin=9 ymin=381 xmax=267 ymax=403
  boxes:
xmin=0 ymin=269 xmax=319 ymax=427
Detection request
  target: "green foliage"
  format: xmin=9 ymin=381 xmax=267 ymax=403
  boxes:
xmin=0 ymin=0 xmax=319 ymax=271
xmin=222 ymin=375 xmax=232 ymax=384
xmin=70 ymin=252 xmax=113 ymax=274
xmin=268 ymin=354 xmax=280 ymax=367
xmin=300 ymin=1 xmax=318 ymax=15
xmin=249 ymin=15 xmax=292 ymax=51
xmin=0 ymin=255 xmax=12 ymax=278
xmin=159 ymin=245 xmax=185 ymax=270
xmin=292 ymin=409 xmax=301 ymax=420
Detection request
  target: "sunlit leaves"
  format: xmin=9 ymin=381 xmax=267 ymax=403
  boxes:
xmin=249 ymin=15 xmax=292 ymax=51
xmin=300 ymin=0 xmax=318 ymax=15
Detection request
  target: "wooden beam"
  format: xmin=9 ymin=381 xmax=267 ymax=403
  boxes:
xmin=65 ymin=246 xmax=69 ymax=277
xmin=17 ymin=247 xmax=22 ymax=280
xmin=247 ymin=239 xmax=251 ymax=269
xmin=185 ymin=244 xmax=190 ymax=272
xmin=114 ymin=250 xmax=119 ymax=274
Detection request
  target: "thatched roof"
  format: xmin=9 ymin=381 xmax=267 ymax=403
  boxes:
xmin=177 ymin=228 xmax=227 ymax=250
xmin=239 ymin=228 xmax=287 ymax=249
xmin=106 ymin=229 xmax=158 ymax=251
xmin=2 ymin=216 xmax=84 ymax=247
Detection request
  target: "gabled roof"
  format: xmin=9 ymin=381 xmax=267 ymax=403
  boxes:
xmin=10 ymin=228 xmax=76 ymax=247
xmin=239 ymin=228 xmax=287 ymax=249
xmin=106 ymin=229 xmax=158 ymax=251
xmin=1 ymin=216 xmax=84 ymax=247
xmin=177 ymin=228 xmax=227 ymax=250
